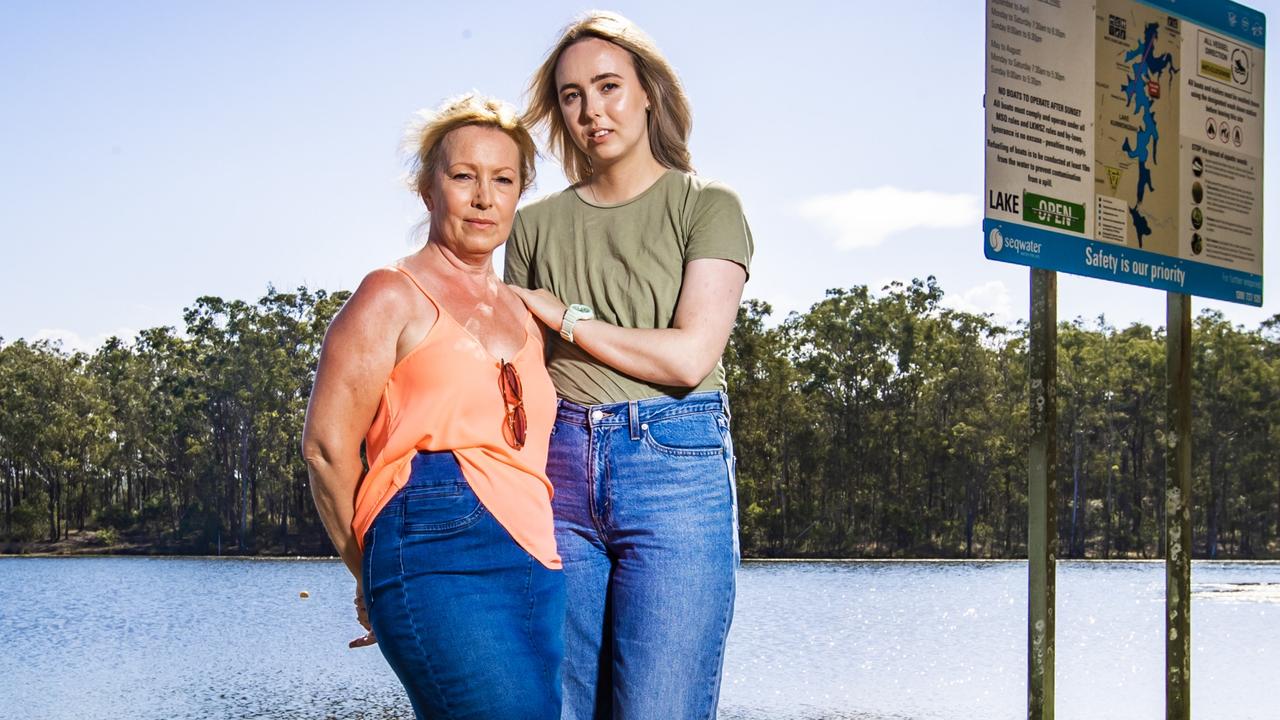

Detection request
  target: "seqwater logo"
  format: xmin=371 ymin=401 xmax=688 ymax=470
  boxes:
xmin=991 ymin=225 xmax=1043 ymax=257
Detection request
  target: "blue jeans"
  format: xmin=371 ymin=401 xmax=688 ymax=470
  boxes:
xmin=548 ymin=391 xmax=739 ymax=720
xmin=362 ymin=451 xmax=566 ymax=720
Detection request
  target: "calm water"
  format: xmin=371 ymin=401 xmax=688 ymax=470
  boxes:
xmin=1 ymin=558 xmax=1276 ymax=719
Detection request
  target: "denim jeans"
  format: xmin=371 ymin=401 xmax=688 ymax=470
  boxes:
xmin=362 ymin=451 xmax=566 ymax=720
xmin=548 ymin=391 xmax=739 ymax=720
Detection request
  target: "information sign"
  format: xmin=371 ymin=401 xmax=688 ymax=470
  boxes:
xmin=984 ymin=0 xmax=1265 ymax=305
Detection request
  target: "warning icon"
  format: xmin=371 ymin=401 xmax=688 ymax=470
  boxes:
xmin=1105 ymin=166 xmax=1122 ymax=192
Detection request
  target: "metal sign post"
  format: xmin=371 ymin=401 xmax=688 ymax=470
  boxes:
xmin=1028 ymin=268 xmax=1058 ymax=720
xmin=984 ymin=1 xmax=1265 ymax=717
xmin=1166 ymin=292 xmax=1193 ymax=718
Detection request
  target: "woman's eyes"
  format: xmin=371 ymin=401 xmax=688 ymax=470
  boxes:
xmin=452 ymin=172 xmax=514 ymax=185
xmin=561 ymin=82 xmax=619 ymax=102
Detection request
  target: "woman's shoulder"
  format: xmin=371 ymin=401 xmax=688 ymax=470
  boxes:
xmin=665 ymin=172 xmax=746 ymax=222
xmin=341 ymin=265 xmax=427 ymax=324
xmin=329 ymin=264 xmax=441 ymax=358
xmin=358 ymin=264 xmax=419 ymax=298
xmin=514 ymin=186 xmax=579 ymax=224
xmin=673 ymin=172 xmax=741 ymax=201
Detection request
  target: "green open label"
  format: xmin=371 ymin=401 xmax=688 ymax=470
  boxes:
xmin=1023 ymin=192 xmax=1085 ymax=234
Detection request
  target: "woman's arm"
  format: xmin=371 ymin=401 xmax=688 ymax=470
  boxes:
xmin=302 ymin=269 xmax=419 ymax=580
xmin=511 ymin=257 xmax=746 ymax=388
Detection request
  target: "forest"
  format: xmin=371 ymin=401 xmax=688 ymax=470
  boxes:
xmin=3 ymin=278 xmax=1278 ymax=559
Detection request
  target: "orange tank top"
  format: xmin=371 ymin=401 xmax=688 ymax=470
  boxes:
xmin=350 ymin=267 xmax=561 ymax=569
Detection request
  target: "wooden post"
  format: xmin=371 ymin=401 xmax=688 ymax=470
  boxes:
xmin=1166 ymin=292 xmax=1192 ymax=719
xmin=1028 ymin=268 xmax=1057 ymax=720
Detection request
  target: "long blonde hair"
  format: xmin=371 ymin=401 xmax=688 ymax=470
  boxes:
xmin=524 ymin=11 xmax=693 ymax=183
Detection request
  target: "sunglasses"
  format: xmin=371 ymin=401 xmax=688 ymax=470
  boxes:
xmin=499 ymin=359 xmax=526 ymax=450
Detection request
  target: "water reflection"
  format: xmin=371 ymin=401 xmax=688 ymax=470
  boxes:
xmin=2 ymin=558 xmax=1277 ymax=719
xmin=1193 ymin=582 xmax=1280 ymax=603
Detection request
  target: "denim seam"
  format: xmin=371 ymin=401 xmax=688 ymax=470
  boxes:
xmin=362 ymin=526 xmax=376 ymax=611
xmin=698 ymin=528 xmax=737 ymax=720
xmin=610 ymin=403 xmax=725 ymax=426
xmin=401 ymin=500 xmax=488 ymax=535
xmin=628 ymin=399 xmax=640 ymax=440
xmin=555 ymin=397 xmax=724 ymax=427
xmin=705 ymin=425 xmax=740 ymax=718
xmin=590 ymin=428 xmax=613 ymax=542
xmin=400 ymin=484 xmax=465 ymax=499
xmin=634 ymin=402 xmax=724 ymax=423
xmin=700 ymin=583 xmax=735 ymax=720
xmin=640 ymin=430 xmax=724 ymax=457
xmin=719 ymin=416 xmax=741 ymax=566
xmin=522 ymin=553 xmax=545 ymax=686
xmin=639 ymin=411 xmax=728 ymax=457
xmin=398 ymin=526 xmax=453 ymax=716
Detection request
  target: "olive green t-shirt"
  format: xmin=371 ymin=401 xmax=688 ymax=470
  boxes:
xmin=504 ymin=170 xmax=753 ymax=405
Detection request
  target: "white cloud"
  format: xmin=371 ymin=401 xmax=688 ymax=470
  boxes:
xmin=32 ymin=327 xmax=137 ymax=353
xmin=942 ymin=280 xmax=1014 ymax=321
xmin=796 ymin=186 xmax=982 ymax=250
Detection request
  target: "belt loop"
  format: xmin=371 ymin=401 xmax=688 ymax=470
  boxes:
xmin=719 ymin=390 xmax=731 ymax=421
xmin=629 ymin=400 xmax=641 ymax=440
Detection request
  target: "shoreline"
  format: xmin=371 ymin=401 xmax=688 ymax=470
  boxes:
xmin=8 ymin=529 xmax=1277 ymax=562
xmin=6 ymin=550 xmax=1279 ymax=564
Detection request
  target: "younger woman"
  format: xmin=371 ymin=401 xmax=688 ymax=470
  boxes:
xmin=507 ymin=13 xmax=753 ymax=719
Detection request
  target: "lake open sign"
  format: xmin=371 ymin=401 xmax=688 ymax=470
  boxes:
xmin=1023 ymin=192 xmax=1085 ymax=234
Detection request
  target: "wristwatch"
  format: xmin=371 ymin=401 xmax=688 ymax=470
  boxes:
xmin=559 ymin=303 xmax=595 ymax=344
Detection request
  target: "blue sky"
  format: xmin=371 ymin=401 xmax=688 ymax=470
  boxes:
xmin=2 ymin=1 xmax=1277 ymax=351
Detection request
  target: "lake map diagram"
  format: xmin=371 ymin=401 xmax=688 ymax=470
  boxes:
xmin=1095 ymin=2 xmax=1181 ymax=256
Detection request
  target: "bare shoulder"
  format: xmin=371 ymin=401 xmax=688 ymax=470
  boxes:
xmin=325 ymin=267 xmax=424 ymax=344
xmin=359 ymin=266 xmax=418 ymax=303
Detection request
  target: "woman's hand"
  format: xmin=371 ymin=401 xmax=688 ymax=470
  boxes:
xmin=509 ymin=286 xmax=566 ymax=331
xmin=349 ymin=584 xmax=378 ymax=648
xmin=509 ymin=259 xmax=746 ymax=388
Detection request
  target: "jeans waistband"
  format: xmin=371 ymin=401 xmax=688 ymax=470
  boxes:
xmin=555 ymin=390 xmax=730 ymax=429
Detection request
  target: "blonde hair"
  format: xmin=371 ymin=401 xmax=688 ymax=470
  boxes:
xmin=405 ymin=92 xmax=537 ymax=200
xmin=524 ymin=11 xmax=693 ymax=183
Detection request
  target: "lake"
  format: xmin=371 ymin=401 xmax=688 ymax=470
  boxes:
xmin=1 ymin=558 xmax=1275 ymax=719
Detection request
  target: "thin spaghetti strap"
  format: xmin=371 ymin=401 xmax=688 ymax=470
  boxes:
xmin=522 ymin=307 xmax=542 ymax=336
xmin=389 ymin=265 xmax=441 ymax=311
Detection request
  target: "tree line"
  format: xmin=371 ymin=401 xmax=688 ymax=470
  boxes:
xmin=2 ymin=279 xmax=1278 ymax=559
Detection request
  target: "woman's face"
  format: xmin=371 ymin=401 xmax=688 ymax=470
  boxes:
xmin=554 ymin=37 xmax=652 ymax=170
xmin=424 ymin=125 xmax=521 ymax=256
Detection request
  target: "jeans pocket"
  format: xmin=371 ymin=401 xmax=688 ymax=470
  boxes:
xmin=401 ymin=484 xmax=487 ymax=535
xmin=641 ymin=412 xmax=724 ymax=457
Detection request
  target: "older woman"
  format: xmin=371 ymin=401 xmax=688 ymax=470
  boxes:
xmin=506 ymin=12 xmax=753 ymax=720
xmin=303 ymin=94 xmax=564 ymax=720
